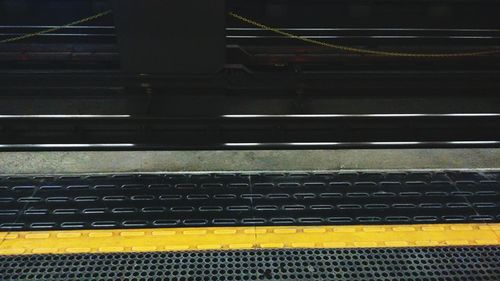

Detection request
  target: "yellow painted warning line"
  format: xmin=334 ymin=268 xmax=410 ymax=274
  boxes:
xmin=0 ymin=224 xmax=499 ymax=255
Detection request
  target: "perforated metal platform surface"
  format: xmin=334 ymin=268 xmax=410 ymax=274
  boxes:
xmin=1 ymin=171 xmax=499 ymax=230
xmin=1 ymin=247 xmax=499 ymax=281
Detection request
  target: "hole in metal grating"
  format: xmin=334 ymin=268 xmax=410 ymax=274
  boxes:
xmin=241 ymin=194 xmax=264 ymax=199
xmin=425 ymin=191 xmax=449 ymax=196
xmin=102 ymin=196 xmax=126 ymax=202
xmin=53 ymin=209 xmax=78 ymax=215
xmin=304 ymin=182 xmax=325 ymax=187
xmin=380 ymin=182 xmax=402 ymax=187
xmin=91 ymin=221 xmax=118 ymax=228
xmin=61 ymin=222 xmax=85 ymax=228
xmin=131 ymin=195 xmax=155 ymax=201
xmin=141 ymin=207 xmax=166 ymax=213
xmin=267 ymin=193 xmax=290 ymax=199
xmin=372 ymin=192 xmax=396 ymax=197
xmin=175 ymin=184 xmax=197 ymax=190
xmin=278 ymin=183 xmax=301 ymax=188
xmin=17 ymin=197 xmax=42 ymax=203
xmin=212 ymin=219 xmax=237 ymax=225
xmin=385 ymin=216 xmax=411 ymax=222
xmin=364 ymin=204 xmax=389 ymax=209
xmin=476 ymin=191 xmax=498 ymax=196
xmin=6 ymin=176 xmax=31 ymax=181
xmin=0 ymin=223 xmax=24 ymax=229
xmin=346 ymin=192 xmax=370 ymax=198
xmin=0 ymin=210 xmax=18 ymax=216
xmin=470 ymin=215 xmax=494 ymax=221
xmin=254 ymin=183 xmax=274 ymax=188
xmin=354 ymin=182 xmax=377 ymax=187
xmin=298 ymin=217 xmax=323 ymax=223
xmin=12 ymin=185 xmax=37 ymax=191
xmin=149 ymin=184 xmax=171 ymax=189
xmin=24 ymin=209 xmax=48 ymax=215
xmin=184 ymin=219 xmax=209 ymax=226
xmin=112 ymin=208 xmax=137 ymax=214
xmin=153 ymin=220 xmax=179 ymax=226
xmin=242 ymin=218 xmax=266 ymax=224
xmin=30 ymin=222 xmax=56 ymax=229
xmin=255 ymin=205 xmax=278 ymax=211
xmin=226 ymin=205 xmax=251 ymax=211
xmin=67 ymin=185 xmax=90 ymax=190
xmin=282 ymin=205 xmax=306 ymax=211
xmin=74 ymin=196 xmax=99 ymax=202
xmin=338 ymin=204 xmax=362 ymax=209
xmin=122 ymin=220 xmax=148 ymax=227
xmin=473 ymin=202 xmax=497 ymax=208
xmin=201 ymin=183 xmax=224 ymax=189
xmin=270 ymin=218 xmax=296 ymax=224
xmin=446 ymin=203 xmax=471 ymax=208
xmin=309 ymin=205 xmax=333 ymax=210
xmin=93 ymin=185 xmax=116 ymax=190
xmin=413 ymin=216 xmax=438 ymax=222
xmin=39 ymin=185 xmax=63 ymax=190
xmin=46 ymin=197 xmax=70 ymax=202
xmin=327 ymin=217 xmax=353 ymax=223
xmin=199 ymin=206 xmax=224 ymax=212
xmin=171 ymin=207 xmax=194 ymax=212
xmin=293 ymin=193 xmax=316 ymax=199
xmin=357 ymin=216 xmax=382 ymax=222
xmin=159 ymin=195 xmax=182 ymax=200
xmin=213 ymin=194 xmax=237 ymax=200
xmin=442 ymin=215 xmax=466 ymax=221
xmin=228 ymin=183 xmax=249 ymax=188
xmin=122 ymin=184 xmax=145 ymax=190
xmin=187 ymin=194 xmax=210 ymax=200
xmin=82 ymin=208 xmax=106 ymax=214
xmin=319 ymin=193 xmax=342 ymax=198
xmin=399 ymin=192 xmax=422 ymax=197
xmin=329 ymin=182 xmax=351 ymax=187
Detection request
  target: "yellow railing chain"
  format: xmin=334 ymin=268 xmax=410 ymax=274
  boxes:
xmin=229 ymin=11 xmax=500 ymax=58
xmin=0 ymin=10 xmax=112 ymax=44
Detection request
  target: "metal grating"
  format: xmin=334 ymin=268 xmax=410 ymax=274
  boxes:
xmin=0 ymin=171 xmax=499 ymax=230
xmin=1 ymin=247 xmax=499 ymax=280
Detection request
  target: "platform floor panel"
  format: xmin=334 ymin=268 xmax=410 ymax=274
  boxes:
xmin=0 ymin=171 xmax=499 ymax=231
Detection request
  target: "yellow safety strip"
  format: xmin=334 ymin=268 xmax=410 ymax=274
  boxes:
xmin=0 ymin=224 xmax=499 ymax=255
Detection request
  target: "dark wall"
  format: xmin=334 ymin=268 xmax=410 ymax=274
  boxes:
xmin=228 ymin=0 xmax=500 ymax=29
xmin=113 ymin=0 xmax=225 ymax=74
xmin=0 ymin=0 xmax=112 ymax=25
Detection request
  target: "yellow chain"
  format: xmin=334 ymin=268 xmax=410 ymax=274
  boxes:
xmin=229 ymin=12 xmax=500 ymax=58
xmin=0 ymin=10 xmax=112 ymax=44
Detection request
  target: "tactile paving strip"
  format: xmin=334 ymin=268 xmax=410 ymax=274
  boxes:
xmin=1 ymin=171 xmax=499 ymax=230
xmin=1 ymin=224 xmax=499 ymax=255
xmin=1 ymin=247 xmax=499 ymax=281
